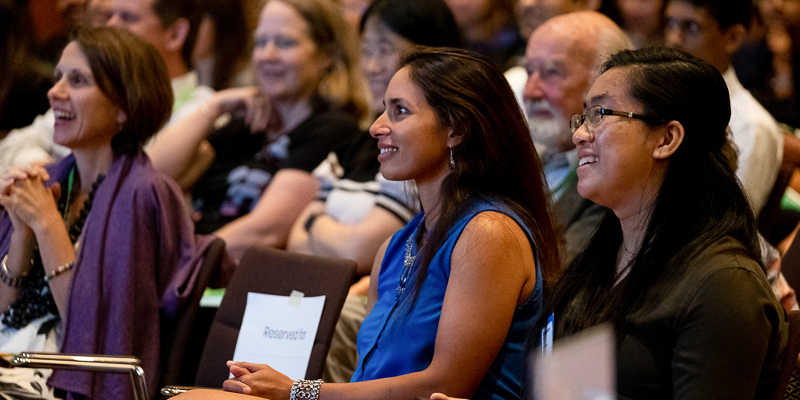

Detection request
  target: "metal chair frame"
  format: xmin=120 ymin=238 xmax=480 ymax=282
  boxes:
xmin=10 ymin=352 xmax=149 ymax=400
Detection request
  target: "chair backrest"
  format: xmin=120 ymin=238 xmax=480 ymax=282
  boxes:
xmin=160 ymin=236 xmax=228 ymax=386
xmin=193 ymin=246 xmax=356 ymax=388
xmin=772 ymin=310 xmax=800 ymax=399
xmin=782 ymin=235 xmax=800 ymax=295
xmin=758 ymin=158 xmax=793 ymax=245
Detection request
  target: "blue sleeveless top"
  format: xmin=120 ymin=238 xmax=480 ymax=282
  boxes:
xmin=351 ymin=198 xmax=543 ymax=399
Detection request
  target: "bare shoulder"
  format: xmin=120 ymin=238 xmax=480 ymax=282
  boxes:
xmin=451 ymin=212 xmax=536 ymax=305
xmin=454 ymin=211 xmax=534 ymax=272
xmin=459 ymin=211 xmax=531 ymax=250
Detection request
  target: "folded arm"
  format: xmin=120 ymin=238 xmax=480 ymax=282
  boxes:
xmin=147 ymin=87 xmax=273 ymax=184
xmin=215 ymin=169 xmax=318 ymax=259
xmin=287 ymin=202 xmax=405 ymax=276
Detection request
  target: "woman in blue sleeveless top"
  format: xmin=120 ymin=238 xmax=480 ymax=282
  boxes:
xmin=349 ymin=47 xmax=559 ymax=399
xmin=178 ymin=47 xmax=560 ymax=400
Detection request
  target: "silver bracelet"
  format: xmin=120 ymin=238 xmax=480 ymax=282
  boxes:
xmin=45 ymin=261 xmax=74 ymax=282
xmin=289 ymin=379 xmax=322 ymax=400
xmin=0 ymin=254 xmax=30 ymax=288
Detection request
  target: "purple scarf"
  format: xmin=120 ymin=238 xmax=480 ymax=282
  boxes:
xmin=0 ymin=152 xmax=231 ymax=399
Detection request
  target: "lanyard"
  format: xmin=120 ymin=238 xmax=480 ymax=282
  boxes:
xmin=63 ymin=166 xmax=76 ymax=221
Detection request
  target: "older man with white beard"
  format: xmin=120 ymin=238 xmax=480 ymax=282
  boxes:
xmin=524 ymin=11 xmax=632 ymax=263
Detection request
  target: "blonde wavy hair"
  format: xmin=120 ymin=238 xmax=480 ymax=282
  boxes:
xmin=265 ymin=0 xmax=371 ymax=127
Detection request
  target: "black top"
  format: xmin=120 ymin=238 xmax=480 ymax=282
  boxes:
xmin=616 ymin=237 xmax=787 ymax=399
xmin=192 ymin=108 xmax=359 ymax=233
xmin=332 ymin=130 xmax=380 ymax=183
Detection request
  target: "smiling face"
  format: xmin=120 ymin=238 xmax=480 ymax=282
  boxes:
xmin=48 ymin=42 xmax=125 ymax=152
xmin=252 ymin=1 xmax=332 ymax=103
xmin=572 ymin=67 xmax=665 ymax=214
xmin=369 ymin=67 xmax=453 ymax=186
xmin=523 ymin=23 xmax=595 ymax=153
xmin=360 ymin=16 xmax=414 ymax=114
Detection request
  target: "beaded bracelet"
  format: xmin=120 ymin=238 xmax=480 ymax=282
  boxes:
xmin=45 ymin=261 xmax=74 ymax=282
xmin=0 ymin=254 xmax=30 ymax=288
xmin=290 ymin=379 xmax=323 ymax=400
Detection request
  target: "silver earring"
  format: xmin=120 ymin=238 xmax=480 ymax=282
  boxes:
xmin=449 ymin=146 xmax=455 ymax=170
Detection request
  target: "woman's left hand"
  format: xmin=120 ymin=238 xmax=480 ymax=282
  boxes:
xmin=222 ymin=361 xmax=293 ymax=399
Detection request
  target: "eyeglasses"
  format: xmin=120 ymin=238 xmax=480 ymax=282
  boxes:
xmin=570 ymin=105 xmax=658 ymax=134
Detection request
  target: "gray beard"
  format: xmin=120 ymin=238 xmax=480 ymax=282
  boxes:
xmin=528 ymin=115 xmax=571 ymax=153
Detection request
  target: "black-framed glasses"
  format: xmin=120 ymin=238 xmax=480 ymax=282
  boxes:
xmin=570 ymin=106 xmax=658 ymax=134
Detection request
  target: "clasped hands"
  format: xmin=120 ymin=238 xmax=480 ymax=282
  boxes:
xmin=0 ymin=164 xmax=61 ymax=234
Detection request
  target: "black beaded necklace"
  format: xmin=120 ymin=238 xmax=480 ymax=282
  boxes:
xmin=1 ymin=168 xmax=105 ymax=330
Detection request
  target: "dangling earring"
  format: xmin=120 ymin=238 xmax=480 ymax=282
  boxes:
xmin=449 ymin=146 xmax=455 ymax=170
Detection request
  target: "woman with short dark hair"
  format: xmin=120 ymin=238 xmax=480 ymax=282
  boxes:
xmin=0 ymin=27 xmax=221 ymax=400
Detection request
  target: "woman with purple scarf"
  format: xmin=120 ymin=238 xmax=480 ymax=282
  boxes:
xmin=0 ymin=27 xmax=225 ymax=400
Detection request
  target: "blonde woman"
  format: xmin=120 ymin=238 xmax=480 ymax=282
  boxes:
xmin=148 ymin=0 xmax=370 ymax=258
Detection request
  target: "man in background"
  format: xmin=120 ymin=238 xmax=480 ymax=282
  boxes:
xmin=665 ymin=0 xmax=784 ymax=214
xmin=523 ymin=11 xmax=632 ymax=263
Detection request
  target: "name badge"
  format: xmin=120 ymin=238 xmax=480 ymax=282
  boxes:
xmin=541 ymin=313 xmax=554 ymax=355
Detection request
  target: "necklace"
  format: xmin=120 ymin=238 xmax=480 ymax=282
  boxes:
xmin=621 ymin=241 xmax=634 ymax=256
xmin=62 ymin=172 xmax=105 ymax=244
xmin=1 ymin=170 xmax=105 ymax=329
xmin=395 ymin=233 xmax=418 ymax=301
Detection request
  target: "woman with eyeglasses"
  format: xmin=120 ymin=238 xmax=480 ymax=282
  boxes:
xmin=550 ymin=46 xmax=788 ymax=398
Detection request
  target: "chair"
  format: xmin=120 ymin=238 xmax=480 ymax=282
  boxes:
xmin=192 ymin=246 xmax=356 ymax=388
xmin=160 ymin=236 xmax=228 ymax=386
xmin=772 ymin=310 xmax=800 ymax=399
xmin=9 ymin=236 xmax=229 ymax=400
xmin=10 ymin=353 xmax=149 ymax=400
xmin=782 ymin=234 xmax=800 ymax=295
xmin=758 ymin=160 xmax=794 ymax=246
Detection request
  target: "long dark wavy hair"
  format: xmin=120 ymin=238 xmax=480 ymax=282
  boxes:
xmin=551 ymin=47 xmax=761 ymax=337
xmin=396 ymin=47 xmax=561 ymax=316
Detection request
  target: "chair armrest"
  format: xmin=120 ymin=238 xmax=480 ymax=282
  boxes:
xmin=10 ymin=352 xmax=149 ymax=400
xmin=15 ymin=351 xmax=141 ymax=365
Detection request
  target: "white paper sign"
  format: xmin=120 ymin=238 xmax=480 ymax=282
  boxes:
xmin=533 ymin=324 xmax=615 ymax=400
xmin=231 ymin=292 xmax=326 ymax=380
